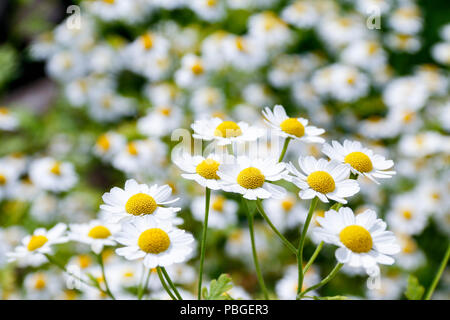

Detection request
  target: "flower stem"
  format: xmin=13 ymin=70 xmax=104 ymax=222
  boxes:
xmin=297 ymin=263 xmax=343 ymax=299
xmin=303 ymin=241 xmax=324 ymax=275
xmin=138 ymin=268 xmax=152 ymax=300
xmin=255 ymin=199 xmax=297 ymax=254
xmin=161 ymin=266 xmax=183 ymax=300
xmin=248 ymin=210 xmax=269 ymax=300
xmin=157 ymin=267 xmax=177 ymax=300
xmin=197 ymin=187 xmax=211 ymax=300
xmin=278 ymin=138 xmax=291 ymax=162
xmin=97 ymin=253 xmax=116 ymax=300
xmin=424 ymin=243 xmax=450 ymax=300
xmin=297 ymin=196 xmax=319 ymax=297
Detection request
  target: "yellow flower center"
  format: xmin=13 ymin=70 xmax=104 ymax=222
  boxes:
xmin=0 ymin=107 xmax=9 ymax=115
xmin=88 ymin=226 xmax=111 ymax=239
xmin=402 ymin=210 xmax=413 ymax=220
xmin=127 ymin=142 xmax=138 ymax=156
xmin=402 ymin=237 xmax=417 ymax=254
xmin=34 ymin=275 xmax=46 ymax=290
xmin=235 ymin=37 xmax=246 ymax=51
xmin=50 ymin=162 xmax=62 ymax=175
xmin=307 ymin=171 xmax=335 ymax=194
xmin=313 ymin=210 xmax=325 ymax=226
xmin=344 ymin=152 xmax=373 ymax=173
xmin=27 ymin=235 xmax=48 ymax=251
xmin=191 ymin=62 xmax=204 ymax=75
xmin=138 ymin=228 xmax=171 ymax=254
xmin=123 ymin=271 xmax=134 ymax=278
xmin=212 ymin=196 xmax=225 ymax=212
xmin=237 ymin=167 xmax=265 ymax=189
xmin=158 ymin=107 xmax=172 ymax=116
xmin=78 ymin=254 xmax=92 ymax=269
xmin=280 ymin=118 xmax=305 ymax=138
xmin=0 ymin=174 xmax=6 ymax=185
xmin=103 ymin=0 xmax=115 ymax=4
xmin=214 ymin=121 xmax=242 ymax=138
xmin=97 ymin=134 xmax=110 ymax=151
xmin=140 ymin=33 xmax=153 ymax=50
xmin=339 ymin=225 xmax=373 ymax=253
xmin=206 ymin=0 xmax=217 ymax=6
xmin=125 ymin=193 xmax=157 ymax=216
xmin=281 ymin=199 xmax=294 ymax=211
xmin=196 ymin=159 xmax=220 ymax=180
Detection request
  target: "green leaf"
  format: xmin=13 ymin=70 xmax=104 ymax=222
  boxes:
xmin=313 ymin=295 xmax=349 ymax=300
xmin=203 ymin=274 xmax=233 ymax=300
xmin=405 ymin=275 xmax=425 ymax=300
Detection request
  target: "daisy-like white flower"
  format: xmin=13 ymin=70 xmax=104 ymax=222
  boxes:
xmin=218 ymin=155 xmax=289 ymax=200
xmin=262 ymin=105 xmax=325 ymax=143
xmin=191 ymin=194 xmax=238 ymax=229
xmin=29 ymin=157 xmax=78 ymax=193
xmin=322 ymin=140 xmax=396 ymax=183
xmin=68 ymin=220 xmax=120 ymax=254
xmin=0 ymin=107 xmax=19 ymax=131
xmin=173 ymin=152 xmax=233 ymax=190
xmin=100 ymin=179 xmax=181 ymax=224
xmin=313 ymin=207 xmax=400 ymax=273
xmin=7 ymin=223 xmax=68 ymax=267
xmin=93 ymin=131 xmax=126 ymax=161
xmin=191 ymin=117 xmax=265 ymax=146
xmin=115 ymin=215 xmax=194 ymax=269
xmin=287 ymin=156 xmax=360 ymax=204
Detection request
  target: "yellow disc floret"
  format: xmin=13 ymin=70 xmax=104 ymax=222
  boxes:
xmin=281 ymin=199 xmax=294 ymax=211
xmin=0 ymin=174 xmax=6 ymax=185
xmin=280 ymin=118 xmax=305 ymax=138
xmin=307 ymin=171 xmax=335 ymax=194
xmin=140 ymin=33 xmax=153 ymax=50
xmin=50 ymin=162 xmax=62 ymax=175
xmin=88 ymin=226 xmax=111 ymax=239
xmin=125 ymin=193 xmax=157 ymax=216
xmin=138 ymin=228 xmax=171 ymax=254
xmin=237 ymin=167 xmax=265 ymax=189
xmin=214 ymin=121 xmax=242 ymax=138
xmin=27 ymin=235 xmax=48 ymax=251
xmin=34 ymin=274 xmax=46 ymax=290
xmin=339 ymin=225 xmax=373 ymax=253
xmin=196 ymin=159 xmax=220 ymax=180
xmin=191 ymin=62 xmax=204 ymax=75
xmin=344 ymin=152 xmax=373 ymax=173
xmin=212 ymin=196 xmax=225 ymax=212
xmin=97 ymin=134 xmax=110 ymax=151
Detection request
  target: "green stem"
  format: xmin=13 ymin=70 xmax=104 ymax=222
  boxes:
xmin=157 ymin=267 xmax=177 ymax=300
xmin=97 ymin=253 xmax=115 ymax=300
xmin=424 ymin=243 xmax=450 ymax=300
xmin=247 ymin=211 xmax=269 ymax=300
xmin=197 ymin=187 xmax=211 ymax=300
xmin=255 ymin=199 xmax=297 ymax=254
xmin=303 ymin=241 xmax=324 ymax=275
xmin=297 ymin=263 xmax=343 ymax=299
xmin=138 ymin=268 xmax=152 ymax=300
xmin=278 ymin=138 xmax=291 ymax=162
xmin=161 ymin=266 xmax=183 ymax=300
xmin=297 ymin=197 xmax=319 ymax=297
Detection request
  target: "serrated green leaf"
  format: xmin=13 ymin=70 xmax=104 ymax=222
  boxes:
xmin=405 ymin=275 xmax=425 ymax=300
xmin=204 ymin=274 xmax=233 ymax=300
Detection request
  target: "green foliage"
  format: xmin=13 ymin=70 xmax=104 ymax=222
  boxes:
xmin=201 ymin=274 xmax=233 ymax=300
xmin=0 ymin=45 xmax=19 ymax=91
xmin=405 ymin=275 xmax=425 ymax=300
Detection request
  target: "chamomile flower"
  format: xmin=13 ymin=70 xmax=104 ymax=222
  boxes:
xmin=262 ymin=193 xmax=307 ymax=232
xmin=386 ymin=193 xmax=429 ymax=235
xmin=275 ymin=264 xmax=320 ymax=300
xmin=218 ymin=155 xmax=289 ymax=200
xmin=0 ymin=107 xmax=19 ymax=131
xmin=0 ymin=162 xmax=20 ymax=201
xmin=313 ymin=207 xmax=400 ymax=273
xmin=115 ymin=215 xmax=194 ymax=269
xmin=24 ymin=271 xmax=63 ymax=300
xmin=7 ymin=223 xmax=68 ymax=267
xmin=322 ymin=140 xmax=396 ymax=183
xmin=137 ymin=104 xmax=183 ymax=137
xmin=262 ymin=105 xmax=325 ymax=143
xmin=29 ymin=157 xmax=78 ymax=193
xmin=173 ymin=152 xmax=233 ymax=190
xmin=191 ymin=117 xmax=265 ymax=146
xmin=100 ymin=179 xmax=181 ymax=224
xmin=191 ymin=194 xmax=238 ymax=229
xmin=68 ymin=220 xmax=120 ymax=254
xmin=93 ymin=132 xmax=126 ymax=161
xmin=175 ymin=54 xmax=207 ymax=88
xmin=395 ymin=233 xmax=425 ymax=270
xmin=287 ymin=156 xmax=360 ymax=204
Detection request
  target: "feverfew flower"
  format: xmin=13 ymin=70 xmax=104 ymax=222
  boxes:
xmin=68 ymin=220 xmax=120 ymax=254
xmin=0 ymin=107 xmax=19 ymax=131
xmin=191 ymin=194 xmax=238 ymax=229
xmin=287 ymin=156 xmax=360 ymax=204
xmin=313 ymin=207 xmax=400 ymax=273
xmin=218 ymin=155 xmax=289 ymax=200
xmin=262 ymin=105 xmax=325 ymax=143
xmin=93 ymin=132 xmax=126 ymax=161
xmin=29 ymin=158 xmax=78 ymax=193
xmin=115 ymin=215 xmax=194 ymax=269
xmin=191 ymin=117 xmax=265 ymax=146
xmin=322 ymin=140 xmax=396 ymax=183
xmin=7 ymin=223 xmax=68 ymax=267
xmin=100 ymin=179 xmax=181 ymax=224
